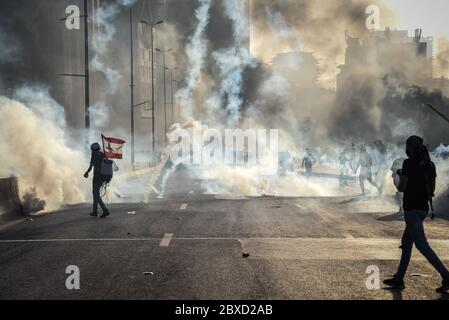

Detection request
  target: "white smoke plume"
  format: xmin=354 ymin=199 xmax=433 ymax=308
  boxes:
xmin=209 ymin=0 xmax=256 ymax=127
xmin=0 ymin=87 xmax=88 ymax=211
xmin=176 ymin=0 xmax=212 ymax=120
xmin=89 ymin=0 xmax=137 ymax=92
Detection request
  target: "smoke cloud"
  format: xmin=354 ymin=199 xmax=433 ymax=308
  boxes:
xmin=250 ymin=0 xmax=397 ymax=88
xmin=2 ymin=0 xmax=449 ymax=205
xmin=0 ymin=87 xmax=88 ymax=211
xmin=176 ymin=0 xmax=212 ymax=120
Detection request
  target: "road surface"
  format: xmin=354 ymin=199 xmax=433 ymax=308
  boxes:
xmin=1 ymin=167 xmax=449 ymax=300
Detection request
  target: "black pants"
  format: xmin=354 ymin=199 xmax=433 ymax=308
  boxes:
xmin=93 ymin=180 xmax=108 ymax=214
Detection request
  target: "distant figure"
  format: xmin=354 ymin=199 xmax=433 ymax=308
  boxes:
xmin=391 ymin=157 xmax=405 ymax=215
xmin=84 ymin=143 xmax=110 ymax=218
xmin=339 ymin=148 xmax=349 ymax=187
xmin=373 ymin=140 xmax=388 ymax=190
xmin=302 ymin=148 xmax=316 ymax=176
xmin=348 ymin=143 xmax=358 ymax=172
xmin=384 ymin=136 xmax=449 ymax=294
xmin=354 ymin=145 xmax=381 ymax=195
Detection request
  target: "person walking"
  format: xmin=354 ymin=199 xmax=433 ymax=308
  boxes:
xmin=354 ymin=145 xmax=381 ymax=195
xmin=384 ymin=136 xmax=449 ymax=293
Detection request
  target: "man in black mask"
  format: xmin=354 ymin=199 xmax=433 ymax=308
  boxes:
xmin=84 ymin=143 xmax=110 ymax=218
xmin=384 ymin=136 xmax=449 ymax=293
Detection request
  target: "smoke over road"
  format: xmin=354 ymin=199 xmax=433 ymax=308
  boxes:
xmin=2 ymin=0 xmax=449 ymax=207
xmin=0 ymin=87 xmax=88 ymax=211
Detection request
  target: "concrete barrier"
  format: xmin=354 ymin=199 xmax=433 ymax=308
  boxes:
xmin=0 ymin=177 xmax=23 ymax=221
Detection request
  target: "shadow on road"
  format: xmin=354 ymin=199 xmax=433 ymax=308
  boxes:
xmin=383 ymin=288 xmax=404 ymax=300
xmin=377 ymin=213 xmax=404 ymax=222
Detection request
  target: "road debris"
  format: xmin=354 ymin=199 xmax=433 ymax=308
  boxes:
xmin=242 ymin=253 xmax=250 ymax=258
xmin=411 ymin=273 xmax=431 ymax=278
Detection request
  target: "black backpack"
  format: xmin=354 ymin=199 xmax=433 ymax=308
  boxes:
xmin=100 ymin=159 xmax=114 ymax=184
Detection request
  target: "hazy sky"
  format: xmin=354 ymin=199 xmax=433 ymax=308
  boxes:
xmin=386 ymin=0 xmax=449 ymax=38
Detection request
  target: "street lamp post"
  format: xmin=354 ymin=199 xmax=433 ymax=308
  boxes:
xmin=140 ymin=20 xmax=164 ymax=157
xmin=84 ymin=0 xmax=90 ymax=149
xmin=170 ymin=74 xmax=175 ymax=125
xmin=59 ymin=0 xmax=90 ymax=152
xmin=130 ymin=6 xmax=135 ymax=164
xmin=171 ymin=67 xmax=179 ymax=124
xmin=155 ymin=48 xmax=172 ymax=144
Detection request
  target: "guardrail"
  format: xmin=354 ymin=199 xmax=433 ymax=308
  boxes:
xmin=0 ymin=177 xmax=23 ymax=221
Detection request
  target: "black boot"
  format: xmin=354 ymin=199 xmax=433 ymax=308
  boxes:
xmin=436 ymin=279 xmax=449 ymax=294
xmin=90 ymin=212 xmax=98 ymax=217
xmin=383 ymin=276 xmax=405 ymax=290
xmin=100 ymin=211 xmax=110 ymax=219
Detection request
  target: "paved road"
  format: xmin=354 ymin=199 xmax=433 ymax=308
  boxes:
xmin=1 ymin=167 xmax=449 ymax=300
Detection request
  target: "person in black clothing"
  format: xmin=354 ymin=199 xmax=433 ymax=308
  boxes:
xmin=384 ymin=136 xmax=449 ymax=293
xmin=84 ymin=143 xmax=110 ymax=218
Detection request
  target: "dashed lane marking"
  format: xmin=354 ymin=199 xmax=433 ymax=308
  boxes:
xmin=2 ymin=237 xmax=449 ymax=260
xmin=160 ymin=233 xmax=174 ymax=247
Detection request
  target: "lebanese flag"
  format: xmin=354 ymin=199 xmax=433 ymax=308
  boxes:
xmin=102 ymin=134 xmax=126 ymax=159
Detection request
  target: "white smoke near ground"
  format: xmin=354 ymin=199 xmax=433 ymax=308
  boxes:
xmin=0 ymin=85 xmax=171 ymax=211
xmin=176 ymin=0 xmax=212 ymax=120
xmin=0 ymin=87 xmax=88 ymax=211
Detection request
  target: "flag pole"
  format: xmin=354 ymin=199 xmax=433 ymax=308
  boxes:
xmin=101 ymin=134 xmax=107 ymax=159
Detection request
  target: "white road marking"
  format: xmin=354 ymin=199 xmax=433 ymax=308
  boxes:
xmin=160 ymin=233 xmax=174 ymax=247
xmin=0 ymin=237 xmax=447 ymax=242
xmin=180 ymin=203 xmax=188 ymax=210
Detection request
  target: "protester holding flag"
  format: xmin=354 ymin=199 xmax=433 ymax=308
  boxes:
xmin=84 ymin=143 xmax=110 ymax=218
xmin=84 ymin=135 xmax=126 ymax=219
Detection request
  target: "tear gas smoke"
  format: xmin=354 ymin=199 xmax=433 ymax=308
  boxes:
xmin=89 ymin=0 xmax=138 ymax=92
xmin=176 ymin=0 xmax=212 ymax=121
xmin=250 ymin=0 xmax=397 ymax=88
xmin=209 ymin=0 xmax=255 ymax=126
xmin=2 ymin=0 xmax=449 ymax=209
xmin=435 ymin=37 xmax=449 ymax=78
xmin=0 ymin=87 xmax=88 ymax=211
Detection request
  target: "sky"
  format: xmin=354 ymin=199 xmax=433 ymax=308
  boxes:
xmin=386 ymin=0 xmax=449 ymax=39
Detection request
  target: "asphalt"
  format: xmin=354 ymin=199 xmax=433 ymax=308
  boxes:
xmin=1 ymin=167 xmax=449 ymax=300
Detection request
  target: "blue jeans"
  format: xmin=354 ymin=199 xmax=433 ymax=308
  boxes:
xmin=396 ymin=210 xmax=449 ymax=280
